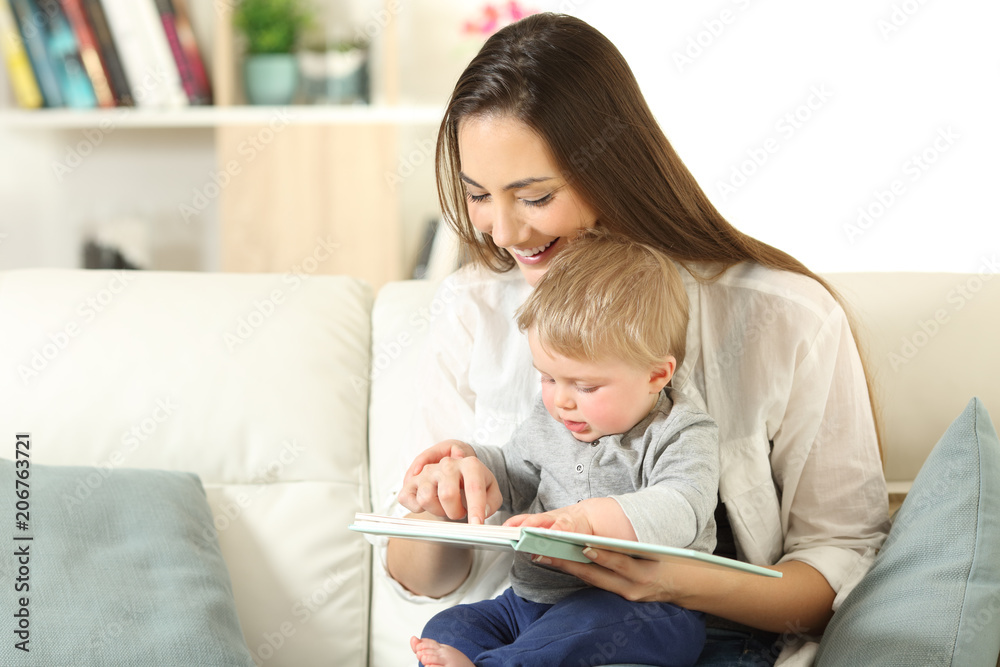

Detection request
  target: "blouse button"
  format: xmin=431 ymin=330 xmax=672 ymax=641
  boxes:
xmin=575 ymin=464 xmax=584 ymax=473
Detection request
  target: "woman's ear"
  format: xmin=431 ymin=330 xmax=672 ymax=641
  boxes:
xmin=649 ymin=357 xmax=676 ymax=393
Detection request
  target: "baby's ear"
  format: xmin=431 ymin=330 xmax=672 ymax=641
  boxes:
xmin=649 ymin=357 xmax=676 ymax=392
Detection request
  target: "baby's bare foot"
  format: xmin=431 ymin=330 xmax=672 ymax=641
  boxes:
xmin=410 ymin=636 xmax=475 ymax=667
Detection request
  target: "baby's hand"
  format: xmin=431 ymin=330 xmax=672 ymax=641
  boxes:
xmin=504 ymin=498 xmax=636 ymax=542
xmin=398 ymin=440 xmax=502 ymax=524
xmin=504 ymin=504 xmax=596 ymax=536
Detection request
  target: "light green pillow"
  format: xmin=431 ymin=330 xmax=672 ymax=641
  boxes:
xmin=0 ymin=458 xmax=254 ymax=666
xmin=816 ymin=398 xmax=1000 ymax=666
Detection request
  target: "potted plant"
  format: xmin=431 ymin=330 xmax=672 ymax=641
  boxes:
xmin=233 ymin=0 xmax=313 ymax=105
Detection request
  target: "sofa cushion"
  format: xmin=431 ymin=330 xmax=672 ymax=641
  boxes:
xmin=0 ymin=269 xmax=375 ymax=666
xmin=367 ymin=279 xmax=463 ymax=666
xmin=815 ymin=397 xmax=1000 ymax=665
xmin=0 ymin=458 xmax=254 ymax=666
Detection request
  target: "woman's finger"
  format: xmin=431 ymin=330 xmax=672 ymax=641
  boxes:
xmin=413 ymin=475 xmax=447 ymax=518
xmin=433 ymin=460 xmax=468 ymax=520
xmin=397 ymin=480 xmax=420 ymax=513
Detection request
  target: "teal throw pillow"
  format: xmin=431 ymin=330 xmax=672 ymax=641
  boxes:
xmin=0 ymin=458 xmax=254 ymax=666
xmin=816 ymin=397 xmax=1000 ymax=666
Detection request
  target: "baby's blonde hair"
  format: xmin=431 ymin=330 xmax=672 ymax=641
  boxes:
xmin=516 ymin=229 xmax=688 ymax=371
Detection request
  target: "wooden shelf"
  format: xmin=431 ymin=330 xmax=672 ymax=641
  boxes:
xmin=0 ymin=105 xmax=444 ymax=129
xmin=0 ymin=0 xmax=441 ymax=288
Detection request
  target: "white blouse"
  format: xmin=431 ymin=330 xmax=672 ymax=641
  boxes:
xmin=376 ymin=260 xmax=890 ymax=666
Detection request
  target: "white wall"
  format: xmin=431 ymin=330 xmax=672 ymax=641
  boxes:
xmin=2 ymin=1 xmax=995 ymax=275
xmin=0 ymin=124 xmax=218 ymax=271
xmin=556 ymin=0 xmax=999 ymax=273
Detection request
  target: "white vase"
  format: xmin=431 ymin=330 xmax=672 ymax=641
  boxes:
xmin=298 ymin=48 xmax=368 ymax=104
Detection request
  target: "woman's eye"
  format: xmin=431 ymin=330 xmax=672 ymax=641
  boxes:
xmin=466 ymin=192 xmax=489 ymax=203
xmin=523 ymin=194 xmax=553 ymax=207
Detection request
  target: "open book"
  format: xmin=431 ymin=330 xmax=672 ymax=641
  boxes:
xmin=350 ymin=513 xmax=781 ymax=578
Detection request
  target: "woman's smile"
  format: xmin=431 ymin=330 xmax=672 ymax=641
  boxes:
xmin=509 ymin=238 xmax=559 ymax=264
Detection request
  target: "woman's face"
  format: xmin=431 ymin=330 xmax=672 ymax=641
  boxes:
xmin=457 ymin=115 xmax=599 ymax=286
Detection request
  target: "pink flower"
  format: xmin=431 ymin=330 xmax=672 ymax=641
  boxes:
xmin=463 ymin=1 xmax=538 ymax=37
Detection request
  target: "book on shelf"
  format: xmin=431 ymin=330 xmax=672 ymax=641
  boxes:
xmin=79 ymin=0 xmax=132 ymax=105
xmin=170 ymin=0 xmax=210 ymax=104
xmin=0 ymin=0 xmax=43 ymax=107
xmin=1 ymin=0 xmax=214 ymax=110
xmin=152 ymin=0 xmax=209 ymax=105
xmin=99 ymin=0 xmax=187 ymax=108
xmin=7 ymin=0 xmax=63 ymax=106
xmin=35 ymin=0 xmax=98 ymax=108
xmin=349 ymin=513 xmax=782 ymax=578
xmin=59 ymin=0 xmax=113 ymax=107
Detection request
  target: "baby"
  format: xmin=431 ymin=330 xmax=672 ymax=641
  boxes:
xmin=400 ymin=230 xmax=719 ymax=667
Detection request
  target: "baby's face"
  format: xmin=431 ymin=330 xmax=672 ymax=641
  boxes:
xmin=528 ymin=330 xmax=668 ymax=443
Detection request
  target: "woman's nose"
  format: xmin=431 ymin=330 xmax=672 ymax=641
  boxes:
xmin=486 ymin=205 xmax=526 ymax=249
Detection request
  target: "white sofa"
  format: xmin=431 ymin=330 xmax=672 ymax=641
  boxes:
xmin=1 ymin=268 xmax=997 ymax=666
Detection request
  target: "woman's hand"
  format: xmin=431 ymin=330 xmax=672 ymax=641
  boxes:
xmin=531 ymin=548 xmax=687 ymax=603
xmin=397 ymin=439 xmax=503 ymax=524
xmin=535 ymin=550 xmax=834 ymax=634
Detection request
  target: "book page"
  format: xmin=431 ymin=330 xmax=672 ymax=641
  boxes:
xmin=351 ymin=513 xmax=521 ymax=545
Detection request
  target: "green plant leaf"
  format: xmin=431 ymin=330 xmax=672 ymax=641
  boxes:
xmin=233 ymin=0 xmax=314 ymax=54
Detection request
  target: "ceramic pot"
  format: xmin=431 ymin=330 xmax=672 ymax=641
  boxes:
xmin=244 ymin=54 xmax=299 ymax=105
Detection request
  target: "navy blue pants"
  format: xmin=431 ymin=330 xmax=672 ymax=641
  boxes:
xmin=420 ymin=587 xmax=705 ymax=667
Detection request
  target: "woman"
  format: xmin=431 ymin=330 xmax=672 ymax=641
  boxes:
xmin=382 ymin=12 xmax=889 ymax=666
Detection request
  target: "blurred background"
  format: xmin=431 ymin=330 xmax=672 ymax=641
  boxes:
xmin=0 ymin=0 xmax=996 ymax=290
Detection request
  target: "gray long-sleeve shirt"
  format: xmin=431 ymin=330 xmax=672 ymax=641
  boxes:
xmin=474 ymin=386 xmax=719 ymax=603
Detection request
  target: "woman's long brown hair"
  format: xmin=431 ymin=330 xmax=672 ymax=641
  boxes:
xmin=436 ymin=12 xmax=881 ymax=454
